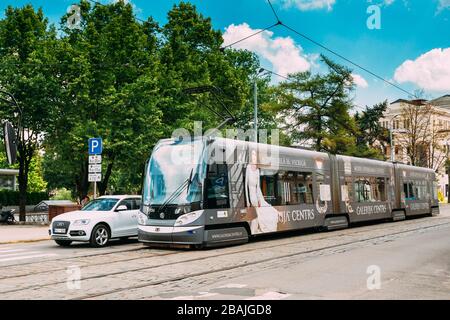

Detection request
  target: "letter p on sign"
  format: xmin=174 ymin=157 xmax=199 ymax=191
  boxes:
xmin=89 ymin=138 xmax=103 ymax=155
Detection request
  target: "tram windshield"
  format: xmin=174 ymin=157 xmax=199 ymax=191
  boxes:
xmin=143 ymin=140 xmax=205 ymax=206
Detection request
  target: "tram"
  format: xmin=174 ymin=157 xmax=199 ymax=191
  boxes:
xmin=138 ymin=136 xmax=439 ymax=247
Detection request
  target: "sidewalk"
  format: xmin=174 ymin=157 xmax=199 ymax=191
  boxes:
xmin=0 ymin=225 xmax=50 ymax=244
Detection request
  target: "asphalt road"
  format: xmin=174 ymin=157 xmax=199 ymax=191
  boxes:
xmin=0 ymin=206 xmax=449 ymax=300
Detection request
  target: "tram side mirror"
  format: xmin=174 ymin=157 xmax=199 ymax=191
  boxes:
xmin=116 ymin=205 xmax=128 ymax=212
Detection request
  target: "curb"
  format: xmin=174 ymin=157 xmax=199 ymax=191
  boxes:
xmin=0 ymin=237 xmax=50 ymax=245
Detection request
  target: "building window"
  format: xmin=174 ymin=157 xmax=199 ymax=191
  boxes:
xmin=0 ymin=175 xmax=15 ymax=190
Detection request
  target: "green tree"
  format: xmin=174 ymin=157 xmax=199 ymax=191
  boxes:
xmin=43 ymin=0 xmax=163 ymax=199
xmin=273 ymin=55 xmax=356 ymax=154
xmin=27 ymin=153 xmax=47 ymax=192
xmin=0 ymin=5 xmax=57 ymax=219
xmin=353 ymin=101 xmax=390 ymax=159
xmin=158 ymin=2 xmax=257 ymax=135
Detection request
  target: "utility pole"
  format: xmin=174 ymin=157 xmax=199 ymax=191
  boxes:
xmin=253 ymin=80 xmax=258 ymax=142
xmin=253 ymin=68 xmax=266 ymax=143
xmin=390 ymin=114 xmax=400 ymax=162
xmin=447 ymin=141 xmax=450 ymax=201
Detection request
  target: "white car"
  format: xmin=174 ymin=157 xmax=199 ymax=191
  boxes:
xmin=49 ymin=195 xmax=141 ymax=247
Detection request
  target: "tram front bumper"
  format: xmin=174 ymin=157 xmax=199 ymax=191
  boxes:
xmin=138 ymin=225 xmax=204 ymax=245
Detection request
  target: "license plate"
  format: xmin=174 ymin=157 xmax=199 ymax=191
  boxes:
xmin=54 ymin=228 xmax=66 ymax=234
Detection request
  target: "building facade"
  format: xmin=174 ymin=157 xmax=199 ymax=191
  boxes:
xmin=0 ymin=168 xmax=18 ymax=191
xmin=379 ymin=95 xmax=450 ymax=200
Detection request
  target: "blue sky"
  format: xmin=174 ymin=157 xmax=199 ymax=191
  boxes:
xmin=1 ymin=0 xmax=449 ymax=109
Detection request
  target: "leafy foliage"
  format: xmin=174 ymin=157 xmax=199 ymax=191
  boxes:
xmin=0 ymin=2 xmax=391 ymax=205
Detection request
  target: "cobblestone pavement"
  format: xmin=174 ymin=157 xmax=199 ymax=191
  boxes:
xmin=0 ymin=207 xmax=449 ymax=300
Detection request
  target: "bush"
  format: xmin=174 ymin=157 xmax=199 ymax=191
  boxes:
xmin=50 ymin=188 xmax=74 ymax=201
xmin=0 ymin=190 xmax=48 ymax=206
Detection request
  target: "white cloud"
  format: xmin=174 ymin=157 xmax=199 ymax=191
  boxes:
xmin=279 ymin=0 xmax=336 ymax=11
xmin=367 ymin=0 xmax=396 ymax=7
xmin=223 ymin=23 xmax=311 ymax=77
xmin=438 ymin=0 xmax=450 ymax=11
xmin=351 ymin=73 xmax=369 ymax=88
xmin=394 ymin=48 xmax=450 ymax=92
xmin=110 ymin=0 xmax=142 ymax=14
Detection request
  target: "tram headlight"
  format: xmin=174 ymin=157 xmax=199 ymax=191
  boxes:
xmin=138 ymin=212 xmax=148 ymax=225
xmin=175 ymin=211 xmax=201 ymax=226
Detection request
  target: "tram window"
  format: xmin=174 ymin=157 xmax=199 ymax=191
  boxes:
xmin=433 ymin=182 xmax=439 ymax=200
xmin=205 ymin=164 xmax=230 ymax=209
xmin=355 ymin=179 xmax=372 ymax=202
xmin=376 ymin=177 xmax=386 ymax=201
xmin=294 ymin=172 xmax=314 ymax=204
xmin=277 ymin=172 xmax=295 ymax=205
xmin=412 ymin=180 xmax=427 ymax=200
xmin=344 ymin=177 xmax=353 ymax=201
xmin=403 ymin=182 xmax=416 ymax=200
xmin=269 ymin=171 xmax=314 ymax=206
xmin=354 ymin=177 xmax=386 ymax=202
xmin=260 ymin=174 xmax=278 ymax=206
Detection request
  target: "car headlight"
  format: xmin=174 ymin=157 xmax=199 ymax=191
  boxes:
xmin=73 ymin=219 xmax=90 ymax=226
xmin=138 ymin=212 xmax=148 ymax=225
xmin=175 ymin=211 xmax=201 ymax=226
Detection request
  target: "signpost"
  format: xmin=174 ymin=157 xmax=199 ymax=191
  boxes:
xmin=88 ymin=138 xmax=102 ymax=199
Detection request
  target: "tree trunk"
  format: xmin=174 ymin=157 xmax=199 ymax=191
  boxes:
xmin=99 ymin=161 xmax=114 ymax=196
xmin=17 ymin=160 xmax=27 ymax=222
xmin=76 ymin=159 xmax=90 ymax=202
xmin=17 ymin=142 xmax=33 ymax=222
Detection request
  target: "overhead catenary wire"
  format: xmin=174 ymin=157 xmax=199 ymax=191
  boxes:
xmin=220 ymin=22 xmax=281 ymax=50
xmin=259 ymin=67 xmax=290 ymax=81
xmin=264 ymin=0 xmax=416 ymax=97
xmin=0 ymin=0 xmax=418 ymax=97
xmin=279 ymin=23 xmax=415 ymax=97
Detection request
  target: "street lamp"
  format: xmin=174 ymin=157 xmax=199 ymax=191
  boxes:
xmin=390 ymin=114 xmax=400 ymax=162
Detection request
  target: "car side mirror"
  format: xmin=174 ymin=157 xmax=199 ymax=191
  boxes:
xmin=116 ymin=205 xmax=128 ymax=212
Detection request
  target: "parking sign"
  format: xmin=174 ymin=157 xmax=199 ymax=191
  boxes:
xmin=88 ymin=138 xmax=102 ymax=155
xmin=88 ymin=173 xmax=102 ymax=182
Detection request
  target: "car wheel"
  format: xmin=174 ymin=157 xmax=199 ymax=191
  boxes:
xmin=55 ymin=240 xmax=72 ymax=247
xmin=90 ymin=224 xmax=110 ymax=247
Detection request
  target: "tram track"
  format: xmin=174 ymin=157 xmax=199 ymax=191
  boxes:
xmin=74 ymin=220 xmax=450 ymax=300
xmin=1 ymin=215 xmax=446 ymax=282
xmin=0 ymin=245 xmax=147 ymax=270
xmin=1 ymin=217 xmax=449 ymax=299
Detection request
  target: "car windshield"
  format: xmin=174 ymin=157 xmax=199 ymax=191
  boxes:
xmin=143 ymin=140 xmax=206 ymax=206
xmin=81 ymin=198 xmax=119 ymax=211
